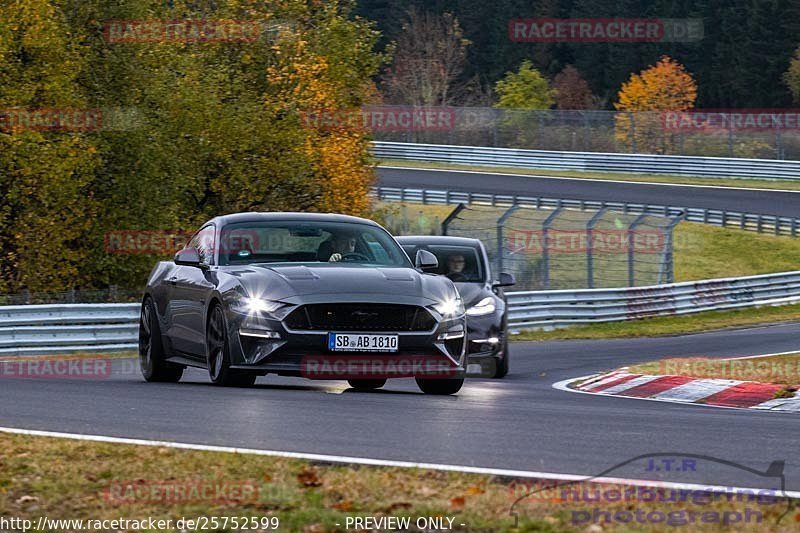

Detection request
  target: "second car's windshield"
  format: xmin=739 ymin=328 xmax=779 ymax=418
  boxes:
xmin=403 ymin=244 xmax=485 ymax=283
xmin=217 ymin=221 xmax=411 ymax=268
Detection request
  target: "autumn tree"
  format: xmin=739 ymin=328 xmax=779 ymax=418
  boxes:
xmin=0 ymin=0 xmax=386 ymax=294
xmin=614 ymin=56 xmax=697 ymax=154
xmin=785 ymin=46 xmax=800 ymax=103
xmin=381 ymin=8 xmax=470 ymax=106
xmin=0 ymin=0 xmax=99 ymax=293
xmin=553 ymin=65 xmax=594 ymax=110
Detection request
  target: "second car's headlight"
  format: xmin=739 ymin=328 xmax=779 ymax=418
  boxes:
xmin=433 ymin=297 xmax=465 ymax=318
xmin=466 ymin=296 xmax=496 ymax=316
xmin=244 ymin=297 xmax=283 ymax=315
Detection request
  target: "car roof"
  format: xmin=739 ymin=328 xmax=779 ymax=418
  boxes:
xmin=207 ymin=212 xmax=382 ymax=228
xmin=396 ymin=235 xmax=483 ymax=247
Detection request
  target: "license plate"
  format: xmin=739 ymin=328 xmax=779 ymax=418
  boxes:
xmin=328 ymin=333 xmax=399 ymax=352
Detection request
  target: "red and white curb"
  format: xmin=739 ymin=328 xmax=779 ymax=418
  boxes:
xmin=560 ymin=370 xmax=800 ymax=411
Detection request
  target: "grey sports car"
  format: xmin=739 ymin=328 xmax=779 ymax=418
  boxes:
xmin=139 ymin=212 xmax=467 ymax=394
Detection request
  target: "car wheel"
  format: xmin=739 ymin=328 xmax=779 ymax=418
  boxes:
xmin=347 ymin=379 xmax=387 ymax=391
xmin=492 ymin=339 xmax=509 ymax=379
xmin=206 ymin=304 xmax=257 ymax=387
xmin=415 ymin=377 xmax=464 ymax=395
xmin=139 ymin=297 xmax=184 ymax=383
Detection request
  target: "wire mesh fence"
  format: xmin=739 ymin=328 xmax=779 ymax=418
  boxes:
xmin=443 ymin=204 xmax=681 ymax=291
xmin=370 ymin=107 xmax=800 ymax=160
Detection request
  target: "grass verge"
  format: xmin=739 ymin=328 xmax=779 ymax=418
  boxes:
xmin=372 ymin=205 xmax=800 ymax=283
xmin=0 ymin=350 xmax=137 ymax=363
xmin=628 ymin=353 xmax=800 ymax=389
xmin=378 ymin=159 xmax=800 ymax=191
xmin=513 ymin=303 xmax=800 ymax=342
xmin=0 ymin=433 xmax=797 ymax=531
xmin=674 ymin=223 xmax=800 ymax=281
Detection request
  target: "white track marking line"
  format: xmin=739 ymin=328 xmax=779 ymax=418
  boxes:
xmin=598 ymin=375 xmax=660 ymax=394
xmin=728 ymin=350 xmax=800 ymax=360
xmin=755 ymin=397 xmax=800 ymax=412
xmin=1 ymin=426 xmax=798 ymax=499
xmin=580 ymin=372 xmax=631 ymax=391
xmin=650 ymin=379 xmax=742 ymax=402
xmin=379 ymin=166 xmax=800 ymax=194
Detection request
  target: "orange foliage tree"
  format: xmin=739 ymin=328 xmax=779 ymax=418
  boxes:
xmin=614 ymin=56 xmax=697 ymax=154
xmin=267 ymin=3 xmax=386 ymax=217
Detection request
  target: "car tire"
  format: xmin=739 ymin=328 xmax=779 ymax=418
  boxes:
xmin=347 ymin=379 xmax=387 ymax=391
xmin=206 ymin=304 xmax=257 ymax=387
xmin=139 ymin=297 xmax=184 ymax=383
xmin=415 ymin=377 xmax=464 ymax=395
xmin=492 ymin=339 xmax=509 ymax=379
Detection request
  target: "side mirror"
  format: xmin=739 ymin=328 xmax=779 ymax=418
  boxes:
xmin=493 ymin=272 xmax=516 ymax=288
xmin=174 ymin=247 xmax=206 ymax=268
xmin=415 ymin=249 xmax=439 ymax=272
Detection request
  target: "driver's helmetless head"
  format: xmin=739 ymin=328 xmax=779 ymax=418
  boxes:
xmin=334 ymin=235 xmax=356 ymax=253
xmin=447 ymin=253 xmax=465 ymax=273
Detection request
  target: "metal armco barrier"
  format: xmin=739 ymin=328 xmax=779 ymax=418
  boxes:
xmin=0 ymin=303 xmax=139 ymax=356
xmin=372 ymin=187 xmax=800 ymax=237
xmin=3 ymin=271 xmax=800 ymax=354
xmin=372 ymin=141 xmax=800 ymax=180
xmin=507 ymin=271 xmax=800 ymax=331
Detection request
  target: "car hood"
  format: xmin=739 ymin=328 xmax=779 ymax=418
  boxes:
xmin=454 ymin=282 xmax=492 ymax=307
xmin=226 ymin=263 xmax=455 ymax=304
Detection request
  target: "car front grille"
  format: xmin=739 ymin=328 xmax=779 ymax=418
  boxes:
xmin=284 ymin=303 xmax=436 ymax=332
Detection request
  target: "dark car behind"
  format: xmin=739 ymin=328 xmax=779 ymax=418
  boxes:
xmin=397 ymin=236 xmax=515 ymax=378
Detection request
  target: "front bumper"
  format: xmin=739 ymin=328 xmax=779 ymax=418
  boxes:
xmin=228 ymin=307 xmax=467 ymax=379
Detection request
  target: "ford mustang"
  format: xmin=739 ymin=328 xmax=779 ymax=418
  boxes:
xmin=139 ymin=212 xmax=467 ymax=394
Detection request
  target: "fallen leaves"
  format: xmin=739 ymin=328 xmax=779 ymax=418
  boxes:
xmin=296 ymin=468 xmax=322 ymax=487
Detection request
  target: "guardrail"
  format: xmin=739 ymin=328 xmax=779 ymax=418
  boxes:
xmin=507 ymin=271 xmax=800 ymax=331
xmin=3 ymin=272 xmax=800 ymax=354
xmin=0 ymin=303 xmax=139 ymax=356
xmin=372 ymin=141 xmax=800 ymax=180
xmin=372 ymin=186 xmax=800 ymax=237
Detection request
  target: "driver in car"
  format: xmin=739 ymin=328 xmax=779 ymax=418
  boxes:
xmin=445 ymin=253 xmax=468 ymax=281
xmin=328 ymin=234 xmax=357 ymax=262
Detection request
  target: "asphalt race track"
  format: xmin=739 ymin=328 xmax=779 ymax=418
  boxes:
xmin=376 ymin=167 xmax=800 ymax=218
xmin=2 ymin=322 xmax=799 ymax=492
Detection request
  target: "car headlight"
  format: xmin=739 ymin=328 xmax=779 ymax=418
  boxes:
xmin=466 ymin=296 xmax=496 ymax=316
xmin=244 ymin=297 xmax=283 ymax=314
xmin=433 ymin=297 xmax=465 ymax=318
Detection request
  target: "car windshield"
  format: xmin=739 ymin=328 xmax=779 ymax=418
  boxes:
xmin=218 ymin=221 xmax=411 ymax=267
xmin=402 ymin=244 xmax=485 ymax=283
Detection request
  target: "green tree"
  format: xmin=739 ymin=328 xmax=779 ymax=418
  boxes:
xmin=0 ymin=0 xmax=99 ymax=293
xmin=494 ymin=60 xmax=554 ymax=109
xmin=785 ymin=46 xmax=800 ymax=103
